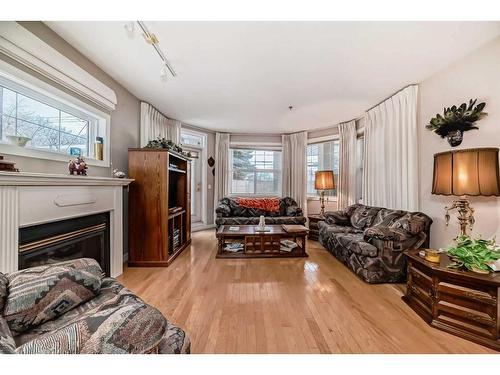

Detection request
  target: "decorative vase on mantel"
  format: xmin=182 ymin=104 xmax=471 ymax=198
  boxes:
xmin=446 ymin=129 xmax=464 ymax=147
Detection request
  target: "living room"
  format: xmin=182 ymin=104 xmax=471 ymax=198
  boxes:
xmin=1 ymin=0 xmax=500 ymax=372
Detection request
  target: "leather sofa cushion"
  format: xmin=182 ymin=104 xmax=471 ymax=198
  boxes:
xmin=4 ymin=258 xmax=102 ymax=334
xmin=350 ymin=205 xmax=382 ymax=230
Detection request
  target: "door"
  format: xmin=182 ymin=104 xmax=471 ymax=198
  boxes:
xmin=189 ymin=151 xmax=203 ymax=223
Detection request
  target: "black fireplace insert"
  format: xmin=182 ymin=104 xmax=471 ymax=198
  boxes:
xmin=18 ymin=212 xmax=110 ymax=276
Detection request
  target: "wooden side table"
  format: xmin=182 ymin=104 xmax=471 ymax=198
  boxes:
xmin=307 ymin=215 xmax=324 ymax=241
xmin=404 ymin=249 xmax=500 ymax=351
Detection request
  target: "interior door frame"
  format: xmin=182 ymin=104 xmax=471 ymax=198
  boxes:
xmin=181 ymin=129 xmax=207 ymax=225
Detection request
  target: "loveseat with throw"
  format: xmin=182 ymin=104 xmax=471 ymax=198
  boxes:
xmin=0 ymin=258 xmax=190 ymax=354
xmin=318 ymin=204 xmax=432 ymax=283
xmin=215 ymin=197 xmax=306 ymax=229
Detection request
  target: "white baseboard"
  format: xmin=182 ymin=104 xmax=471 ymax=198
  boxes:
xmin=192 ymin=223 xmax=215 ymax=232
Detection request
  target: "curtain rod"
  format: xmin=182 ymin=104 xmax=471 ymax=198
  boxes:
xmin=343 ymin=83 xmax=418 ymax=123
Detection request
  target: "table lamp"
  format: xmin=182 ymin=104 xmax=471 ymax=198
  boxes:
xmin=315 ymin=170 xmax=335 ymax=218
xmin=432 ymin=147 xmax=500 ymax=237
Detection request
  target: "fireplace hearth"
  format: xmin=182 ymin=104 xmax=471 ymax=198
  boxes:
xmin=18 ymin=213 xmax=110 ymax=275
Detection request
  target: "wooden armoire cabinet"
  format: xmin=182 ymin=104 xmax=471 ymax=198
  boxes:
xmin=128 ymin=149 xmax=191 ymax=267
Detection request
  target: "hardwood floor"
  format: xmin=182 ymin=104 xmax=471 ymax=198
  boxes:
xmin=118 ymin=230 xmax=494 ymax=353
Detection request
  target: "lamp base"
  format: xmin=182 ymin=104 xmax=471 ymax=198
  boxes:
xmin=445 ymin=196 xmax=475 ymax=237
xmin=319 ymin=190 xmax=326 ymax=218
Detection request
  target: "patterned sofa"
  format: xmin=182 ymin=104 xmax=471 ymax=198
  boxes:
xmin=318 ymin=204 xmax=432 ymax=283
xmin=215 ymin=197 xmax=306 ymax=229
xmin=0 ymin=259 xmax=190 ymax=354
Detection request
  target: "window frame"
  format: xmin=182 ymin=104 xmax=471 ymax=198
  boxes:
xmin=306 ymin=135 xmax=339 ymax=201
xmin=0 ymin=64 xmax=110 ymax=167
xmin=228 ymin=147 xmax=283 ymax=197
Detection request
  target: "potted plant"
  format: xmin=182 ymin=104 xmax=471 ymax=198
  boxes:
xmin=426 ymin=99 xmax=487 ymax=146
xmin=446 ymin=235 xmax=500 ymax=274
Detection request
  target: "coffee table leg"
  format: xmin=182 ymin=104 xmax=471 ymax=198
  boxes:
xmin=217 ymin=236 xmax=222 ymax=255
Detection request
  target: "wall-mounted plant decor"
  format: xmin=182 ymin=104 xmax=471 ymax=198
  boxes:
xmin=426 ymin=99 xmax=487 ymax=147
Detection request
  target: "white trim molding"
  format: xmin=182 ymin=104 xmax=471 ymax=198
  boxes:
xmin=0 ymin=172 xmax=132 ymax=277
xmin=0 ymin=22 xmax=117 ymax=111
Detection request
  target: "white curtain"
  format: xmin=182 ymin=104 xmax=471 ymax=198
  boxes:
xmin=214 ymin=133 xmax=230 ymax=216
xmin=338 ymin=120 xmax=358 ymax=210
xmin=140 ymin=102 xmax=181 ymax=146
xmin=282 ymin=131 xmax=308 ymax=217
xmin=362 ymin=85 xmax=419 ymax=211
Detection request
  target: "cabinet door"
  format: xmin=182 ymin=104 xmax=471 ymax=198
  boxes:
xmin=185 ymin=161 xmax=191 ymax=242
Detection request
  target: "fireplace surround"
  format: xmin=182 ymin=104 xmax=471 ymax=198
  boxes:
xmin=0 ymin=171 xmax=132 ymax=277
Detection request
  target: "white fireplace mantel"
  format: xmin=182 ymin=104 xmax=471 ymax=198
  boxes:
xmin=0 ymin=172 xmax=133 ymax=277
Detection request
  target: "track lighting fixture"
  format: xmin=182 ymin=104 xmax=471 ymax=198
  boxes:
xmin=136 ymin=21 xmax=177 ymax=78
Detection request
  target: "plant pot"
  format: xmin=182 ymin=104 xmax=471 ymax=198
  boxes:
xmin=446 ymin=130 xmax=463 ymax=147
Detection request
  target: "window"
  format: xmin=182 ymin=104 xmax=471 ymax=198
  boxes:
xmin=229 ymin=149 xmax=282 ymax=196
xmin=180 ymin=132 xmax=204 ymax=147
xmin=0 ymin=73 xmax=107 ymax=163
xmin=307 ymin=140 xmax=339 ymax=197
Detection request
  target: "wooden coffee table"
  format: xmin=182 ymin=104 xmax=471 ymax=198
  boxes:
xmin=216 ymin=225 xmax=308 ymax=259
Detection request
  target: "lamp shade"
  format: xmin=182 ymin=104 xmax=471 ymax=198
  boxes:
xmin=432 ymin=148 xmax=500 ymax=196
xmin=315 ymin=170 xmax=335 ymax=190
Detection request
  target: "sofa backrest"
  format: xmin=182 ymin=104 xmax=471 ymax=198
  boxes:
xmin=346 ymin=204 xmax=432 ymax=233
xmin=219 ymin=197 xmax=299 ymax=217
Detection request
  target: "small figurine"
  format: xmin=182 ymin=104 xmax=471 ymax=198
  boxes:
xmin=68 ymin=156 xmax=88 ymax=176
xmin=113 ymin=169 xmax=126 ymax=179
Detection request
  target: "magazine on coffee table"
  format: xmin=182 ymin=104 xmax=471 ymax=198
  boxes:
xmin=282 ymin=224 xmax=308 ymax=233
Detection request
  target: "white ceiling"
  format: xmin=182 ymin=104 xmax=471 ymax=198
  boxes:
xmin=46 ymin=21 xmax=500 ymax=133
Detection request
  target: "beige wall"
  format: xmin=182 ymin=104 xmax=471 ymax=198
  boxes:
xmin=419 ymin=36 xmax=500 ymax=249
xmin=2 ymin=22 xmax=141 ymax=176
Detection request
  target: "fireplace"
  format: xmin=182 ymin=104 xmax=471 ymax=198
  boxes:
xmin=18 ymin=212 xmax=110 ymax=276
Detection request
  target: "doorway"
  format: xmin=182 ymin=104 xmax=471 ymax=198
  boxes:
xmin=181 ymin=129 xmax=207 ymax=225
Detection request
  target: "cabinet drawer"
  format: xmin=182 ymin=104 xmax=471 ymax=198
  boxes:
xmin=436 ymin=300 xmax=497 ymax=339
xmin=438 ymin=281 xmax=497 ymax=307
xmin=408 ymin=264 xmax=433 ymax=290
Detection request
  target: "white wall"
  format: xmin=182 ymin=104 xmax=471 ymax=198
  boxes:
xmin=419 ymin=36 xmax=500 ymax=249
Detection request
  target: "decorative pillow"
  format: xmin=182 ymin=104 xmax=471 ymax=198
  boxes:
xmin=237 ymin=197 xmax=280 ymax=212
xmin=325 ymin=211 xmax=350 ymax=226
xmin=4 ymin=259 xmax=103 ymax=334
xmin=350 ymin=205 xmax=381 ymax=230
xmin=389 ymin=213 xmax=427 ymax=235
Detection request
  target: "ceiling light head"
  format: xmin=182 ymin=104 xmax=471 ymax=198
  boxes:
xmin=289 ymin=105 xmax=293 ymax=111
xmin=124 ymin=21 xmax=135 ymax=34
xmin=160 ymin=65 xmax=169 ymax=81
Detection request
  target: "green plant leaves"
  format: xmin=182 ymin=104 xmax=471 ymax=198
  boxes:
xmin=446 ymin=235 xmax=500 ymax=272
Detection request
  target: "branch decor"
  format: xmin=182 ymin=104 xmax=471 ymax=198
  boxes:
xmin=426 ymin=99 xmax=487 ymax=146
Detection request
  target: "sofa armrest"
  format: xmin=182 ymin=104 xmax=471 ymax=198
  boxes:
xmin=286 ymin=205 xmax=303 ymax=217
xmin=364 ymin=226 xmax=413 ymax=242
xmin=215 ymin=203 xmax=231 ymax=217
xmin=324 ymin=211 xmax=350 ymax=226
xmin=0 ymin=317 xmax=15 ymax=354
